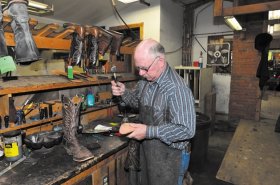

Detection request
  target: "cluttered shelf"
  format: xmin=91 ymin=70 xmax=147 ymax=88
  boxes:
xmin=0 ymin=13 xmax=138 ymax=139
xmin=1 ymin=13 xmax=137 ymax=95
xmin=0 ymin=74 xmax=136 ymax=135
xmin=0 ymin=75 xmax=137 ymax=95
xmin=3 ymin=14 xmax=138 ymax=52
xmin=0 ymin=102 xmax=117 ymax=134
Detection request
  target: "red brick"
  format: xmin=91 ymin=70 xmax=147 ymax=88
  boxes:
xmin=229 ymin=22 xmax=263 ymax=121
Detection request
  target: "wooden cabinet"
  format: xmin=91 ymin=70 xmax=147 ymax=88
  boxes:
xmin=63 ymin=148 xmax=128 ymax=185
xmin=175 ymin=66 xmax=213 ymax=113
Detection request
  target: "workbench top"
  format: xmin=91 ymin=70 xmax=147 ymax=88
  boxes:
xmin=0 ymin=119 xmax=129 ymax=185
xmin=216 ymin=119 xmax=280 ymax=185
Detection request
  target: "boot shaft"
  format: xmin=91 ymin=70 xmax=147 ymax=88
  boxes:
xmin=66 ymin=24 xmax=85 ymax=66
xmin=0 ymin=2 xmax=8 ymax=57
xmin=85 ymin=33 xmax=98 ymax=66
xmin=107 ymin=30 xmax=124 ymax=56
xmin=62 ymin=96 xmax=82 ymax=142
xmin=88 ymin=26 xmax=113 ymax=56
xmin=5 ymin=0 xmax=40 ymax=63
xmin=61 ymin=96 xmax=95 ymax=162
xmin=69 ymin=32 xmax=84 ymax=66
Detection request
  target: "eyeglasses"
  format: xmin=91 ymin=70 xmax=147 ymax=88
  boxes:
xmin=136 ymin=56 xmax=159 ymax=72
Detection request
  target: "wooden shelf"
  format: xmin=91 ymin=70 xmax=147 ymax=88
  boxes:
xmin=0 ymin=16 xmax=138 ymax=135
xmin=3 ymin=15 xmax=73 ymax=50
xmin=0 ymin=115 xmax=62 ymax=134
xmin=3 ymin=15 xmax=139 ymax=51
xmin=0 ymin=103 xmax=116 ymax=134
xmin=0 ymin=75 xmax=137 ymax=126
xmin=0 ymin=75 xmax=137 ymax=95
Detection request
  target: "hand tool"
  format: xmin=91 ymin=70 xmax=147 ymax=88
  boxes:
xmin=23 ymin=102 xmax=37 ymax=117
xmin=48 ymin=104 xmax=53 ymax=118
xmin=4 ymin=116 xmax=9 ymax=128
xmin=111 ymin=65 xmax=127 ymax=117
xmin=39 ymin=108 xmax=45 ymax=120
xmin=21 ymin=94 xmax=35 ymax=110
xmin=16 ymin=110 xmax=24 ymax=125
xmin=111 ymin=65 xmax=118 ymax=83
xmin=44 ymin=107 xmax=48 ymax=119
xmin=9 ymin=97 xmax=17 ymax=124
xmin=43 ymin=101 xmax=56 ymax=118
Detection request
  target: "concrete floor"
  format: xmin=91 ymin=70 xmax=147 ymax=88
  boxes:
xmin=190 ymin=116 xmax=236 ymax=185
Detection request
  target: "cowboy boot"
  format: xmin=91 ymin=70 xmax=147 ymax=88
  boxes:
xmin=107 ymin=30 xmax=124 ymax=56
xmin=0 ymin=2 xmax=8 ymax=57
xmin=89 ymin=26 xmax=113 ymax=56
xmin=62 ymin=96 xmax=94 ymax=162
xmin=4 ymin=0 xmax=40 ymax=63
xmin=123 ymin=116 xmax=141 ymax=185
xmin=85 ymin=32 xmax=98 ymax=67
xmin=64 ymin=23 xmax=85 ymax=66
xmin=124 ymin=139 xmax=140 ymax=171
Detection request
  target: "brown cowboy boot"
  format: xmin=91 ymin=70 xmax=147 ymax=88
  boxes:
xmin=62 ymin=96 xmax=94 ymax=162
xmin=4 ymin=0 xmax=40 ymax=63
xmin=0 ymin=2 xmax=8 ymax=57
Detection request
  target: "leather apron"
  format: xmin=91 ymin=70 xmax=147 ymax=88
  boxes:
xmin=138 ymin=82 xmax=182 ymax=185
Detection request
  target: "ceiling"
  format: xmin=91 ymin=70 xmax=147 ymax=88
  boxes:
xmin=34 ymin=0 xmax=199 ymax=25
xmin=35 ymin=0 xmax=126 ymax=25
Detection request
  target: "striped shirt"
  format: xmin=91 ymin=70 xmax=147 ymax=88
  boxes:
xmin=122 ymin=64 xmax=196 ymax=150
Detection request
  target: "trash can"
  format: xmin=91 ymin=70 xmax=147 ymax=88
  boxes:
xmin=189 ymin=112 xmax=211 ymax=172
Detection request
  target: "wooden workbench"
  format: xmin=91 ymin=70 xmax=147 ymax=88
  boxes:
xmin=216 ymin=119 xmax=280 ymax=185
xmin=0 ymin=118 xmax=129 ymax=185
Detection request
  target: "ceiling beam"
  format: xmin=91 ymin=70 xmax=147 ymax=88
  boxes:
xmin=214 ymin=0 xmax=280 ymax=17
xmin=214 ymin=0 xmax=223 ymax=16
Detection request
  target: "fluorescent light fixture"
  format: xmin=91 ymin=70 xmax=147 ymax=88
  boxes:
xmin=268 ymin=25 xmax=274 ymax=34
xmin=1 ymin=0 xmax=53 ymax=15
xmin=224 ymin=16 xmax=243 ymax=31
xmin=117 ymin=0 xmax=138 ymax=4
xmin=29 ymin=0 xmax=50 ymax=9
xmin=269 ymin=10 xmax=280 ymax=20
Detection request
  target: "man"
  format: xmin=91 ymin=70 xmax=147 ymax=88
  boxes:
xmin=111 ymin=38 xmax=196 ymax=185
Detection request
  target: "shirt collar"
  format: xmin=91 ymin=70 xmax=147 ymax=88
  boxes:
xmin=155 ymin=62 xmax=170 ymax=85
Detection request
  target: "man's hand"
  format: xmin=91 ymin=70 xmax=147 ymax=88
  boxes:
xmin=111 ymin=81 xmax=125 ymax=96
xmin=126 ymin=123 xmax=147 ymax=140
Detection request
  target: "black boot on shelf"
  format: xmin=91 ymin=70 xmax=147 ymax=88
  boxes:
xmin=4 ymin=0 xmax=40 ymax=64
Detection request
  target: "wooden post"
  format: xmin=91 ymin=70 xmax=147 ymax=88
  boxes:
xmin=214 ymin=0 xmax=223 ymax=17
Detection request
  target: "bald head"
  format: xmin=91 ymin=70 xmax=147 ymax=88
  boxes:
xmin=134 ymin=39 xmax=167 ymax=81
xmin=134 ymin=39 xmax=165 ymax=61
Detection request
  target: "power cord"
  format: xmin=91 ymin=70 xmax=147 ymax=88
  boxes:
xmin=111 ymin=0 xmax=139 ymax=40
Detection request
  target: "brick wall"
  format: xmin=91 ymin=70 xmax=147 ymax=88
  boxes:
xmin=229 ymin=22 xmax=264 ymax=121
